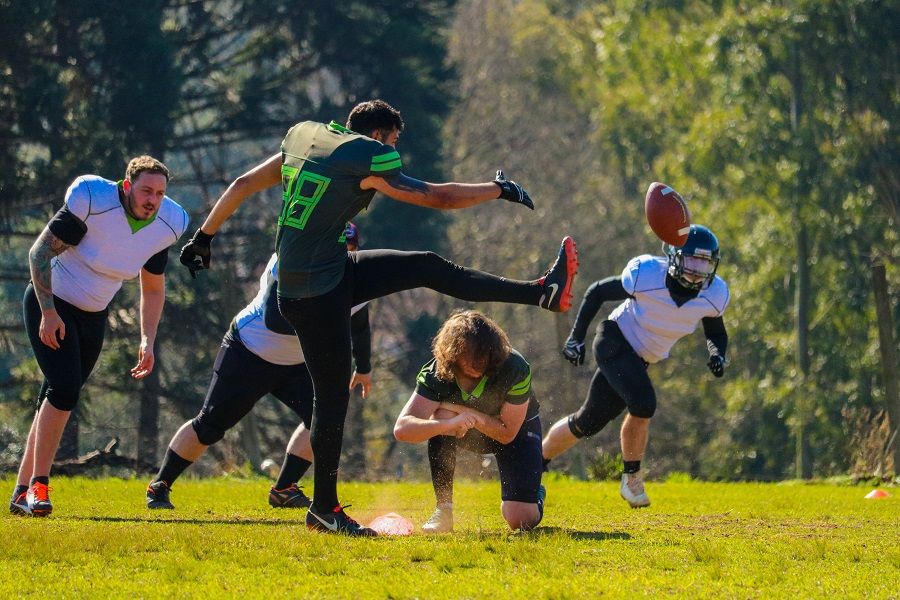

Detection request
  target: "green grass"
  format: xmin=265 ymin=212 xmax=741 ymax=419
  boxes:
xmin=1 ymin=476 xmax=897 ymax=598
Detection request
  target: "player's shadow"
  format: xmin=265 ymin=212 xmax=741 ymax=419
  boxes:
xmin=71 ymin=515 xmax=299 ymax=526
xmin=530 ymin=526 xmax=631 ymax=541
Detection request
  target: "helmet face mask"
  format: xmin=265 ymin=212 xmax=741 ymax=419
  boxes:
xmin=666 ymin=225 xmax=720 ymax=291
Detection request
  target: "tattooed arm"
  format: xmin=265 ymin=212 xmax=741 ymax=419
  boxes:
xmin=362 ymin=172 xmax=501 ymax=210
xmin=28 ymin=226 xmax=72 ymax=350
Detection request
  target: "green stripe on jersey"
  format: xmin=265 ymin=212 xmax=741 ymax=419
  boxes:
xmin=371 ymin=151 xmax=401 ymax=172
xmin=508 ymin=371 xmax=532 ymax=396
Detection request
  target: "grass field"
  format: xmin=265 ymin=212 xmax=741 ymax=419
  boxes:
xmin=1 ymin=475 xmax=897 ymax=598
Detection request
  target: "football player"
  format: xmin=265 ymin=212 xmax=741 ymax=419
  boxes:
xmin=179 ymin=99 xmax=577 ymax=535
xmin=10 ymin=156 xmax=189 ymax=517
xmin=542 ymin=225 xmax=730 ymax=508
xmin=147 ymin=223 xmax=372 ymax=510
xmin=394 ymin=310 xmax=545 ymax=532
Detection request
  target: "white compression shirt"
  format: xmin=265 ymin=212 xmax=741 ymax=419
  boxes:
xmin=609 ymin=255 xmax=729 ymax=363
xmin=232 ymin=253 xmax=367 ymax=366
xmin=50 ymin=175 xmax=189 ymax=312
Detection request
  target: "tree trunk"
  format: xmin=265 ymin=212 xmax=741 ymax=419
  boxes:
xmin=56 ymin=405 xmax=79 ymax=460
xmin=790 ymin=40 xmax=812 ymax=480
xmin=239 ymin=411 xmax=264 ymax=473
xmin=872 ymin=261 xmax=899 ymax=474
xmin=137 ymin=354 xmax=161 ymax=468
xmin=341 ymin=388 xmax=367 ymax=480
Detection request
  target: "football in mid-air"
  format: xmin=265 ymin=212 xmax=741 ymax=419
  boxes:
xmin=645 ymin=182 xmax=691 ymax=246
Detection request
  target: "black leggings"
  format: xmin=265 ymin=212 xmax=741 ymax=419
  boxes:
xmin=568 ymin=320 xmax=657 ymax=438
xmin=191 ymin=332 xmax=314 ymax=445
xmin=278 ymin=249 xmax=542 ymax=509
xmin=23 ymin=284 xmax=107 ymax=411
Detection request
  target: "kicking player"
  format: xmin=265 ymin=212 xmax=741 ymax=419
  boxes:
xmin=10 ymin=156 xmax=189 ymax=517
xmin=179 ymin=99 xmax=577 ymax=535
xmin=146 ymin=225 xmax=372 ymax=510
xmin=542 ymin=225 xmax=730 ymax=508
xmin=394 ymin=310 xmax=545 ymax=532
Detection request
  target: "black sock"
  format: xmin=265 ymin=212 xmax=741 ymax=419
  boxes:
xmin=623 ymin=460 xmax=641 ymax=474
xmin=11 ymin=484 xmax=28 ymax=500
xmin=274 ymin=453 xmax=312 ymax=490
xmin=30 ymin=476 xmax=49 ymax=486
xmin=153 ymin=448 xmax=193 ymax=487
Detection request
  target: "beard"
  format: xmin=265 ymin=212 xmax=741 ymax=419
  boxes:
xmin=126 ymin=191 xmax=158 ymax=219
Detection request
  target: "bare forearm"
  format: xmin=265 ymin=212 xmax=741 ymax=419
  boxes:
xmin=394 ymin=415 xmax=457 ymax=443
xmin=201 ymin=154 xmax=282 ymax=234
xmin=140 ymin=290 xmax=165 ymax=346
xmin=28 ymin=228 xmax=70 ymax=312
xmin=473 ymin=414 xmax=517 ymax=444
xmin=423 ymin=182 xmax=500 ymax=209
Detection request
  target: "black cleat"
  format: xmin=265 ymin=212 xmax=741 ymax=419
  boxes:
xmin=538 ymin=237 xmax=578 ymax=312
xmin=9 ymin=489 xmax=30 ymax=516
xmin=146 ymin=480 xmax=175 ymax=510
xmin=268 ymin=483 xmax=312 ymax=509
xmin=306 ymin=504 xmax=377 ymax=537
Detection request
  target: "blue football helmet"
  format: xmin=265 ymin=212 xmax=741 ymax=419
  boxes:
xmin=666 ymin=225 xmax=720 ymax=290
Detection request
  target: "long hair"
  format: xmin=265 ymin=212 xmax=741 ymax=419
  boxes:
xmin=432 ymin=310 xmax=511 ymax=381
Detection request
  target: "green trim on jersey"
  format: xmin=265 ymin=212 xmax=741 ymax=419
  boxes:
xmin=117 ymin=181 xmax=158 ymax=234
xmin=414 ymin=349 xmax=538 ymax=418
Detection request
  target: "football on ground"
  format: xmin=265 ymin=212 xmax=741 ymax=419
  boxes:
xmin=645 ymin=182 xmax=691 ymax=246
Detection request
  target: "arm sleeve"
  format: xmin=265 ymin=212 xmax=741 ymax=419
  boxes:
xmin=504 ymin=360 xmax=533 ymax=405
xmin=142 ymin=248 xmax=169 ymax=275
xmin=414 ymin=359 xmax=442 ymax=401
xmin=350 ymin=304 xmax=372 ymax=374
xmin=47 ymin=207 xmax=87 ymax=246
xmin=368 ymin=144 xmax=402 ymax=178
xmin=702 ymin=316 xmax=729 ymax=357
xmin=570 ymin=277 xmax=631 ymax=343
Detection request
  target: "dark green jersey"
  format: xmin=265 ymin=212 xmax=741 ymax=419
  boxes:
xmin=414 ymin=349 xmax=538 ymax=419
xmin=276 ymin=120 xmax=402 ymax=298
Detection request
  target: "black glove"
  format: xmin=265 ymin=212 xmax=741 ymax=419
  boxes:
xmin=179 ymin=228 xmax=214 ymax=278
xmin=494 ymin=169 xmax=534 ymax=210
xmin=562 ymin=337 xmax=586 ymax=366
xmin=707 ymin=354 xmax=726 ymax=378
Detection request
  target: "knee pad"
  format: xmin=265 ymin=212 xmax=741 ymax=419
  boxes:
xmin=568 ymin=412 xmax=608 ymax=439
xmin=626 ymin=395 xmax=657 ymax=419
xmin=191 ymin=416 xmax=226 ymax=446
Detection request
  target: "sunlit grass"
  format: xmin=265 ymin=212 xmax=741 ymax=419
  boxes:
xmin=1 ymin=476 xmax=896 ymax=598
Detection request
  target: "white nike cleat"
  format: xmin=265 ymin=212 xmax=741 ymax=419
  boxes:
xmin=620 ymin=472 xmax=650 ymax=508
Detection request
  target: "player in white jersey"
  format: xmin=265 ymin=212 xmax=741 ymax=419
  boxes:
xmin=541 ymin=225 xmax=730 ymax=508
xmin=146 ymin=224 xmax=372 ymax=510
xmin=10 ymin=156 xmax=189 ymax=517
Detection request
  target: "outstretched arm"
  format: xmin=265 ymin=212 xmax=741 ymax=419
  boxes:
xmin=702 ymin=316 xmax=729 ymax=377
xmin=200 ymin=153 xmax=282 ymax=234
xmin=570 ymin=277 xmax=630 ymax=342
xmin=362 ymin=169 xmax=532 ymax=210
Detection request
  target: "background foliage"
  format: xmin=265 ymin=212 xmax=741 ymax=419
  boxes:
xmin=0 ymin=0 xmax=896 ymax=482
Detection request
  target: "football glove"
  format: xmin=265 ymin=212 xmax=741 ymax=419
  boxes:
xmin=494 ymin=170 xmax=534 ymax=210
xmin=707 ymin=354 xmax=726 ymax=378
xmin=179 ymin=228 xmax=214 ymax=278
xmin=562 ymin=337 xmax=586 ymax=366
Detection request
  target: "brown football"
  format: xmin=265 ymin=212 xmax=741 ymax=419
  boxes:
xmin=645 ymin=182 xmax=691 ymax=246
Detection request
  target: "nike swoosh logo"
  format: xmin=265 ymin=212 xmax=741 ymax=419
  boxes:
xmin=309 ymin=510 xmax=339 ymax=531
xmin=545 ymin=283 xmax=559 ymax=306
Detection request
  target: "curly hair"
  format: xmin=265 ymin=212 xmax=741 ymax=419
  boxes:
xmin=432 ymin=310 xmax=511 ymax=381
xmin=346 ymin=99 xmax=404 ymax=139
xmin=125 ymin=155 xmax=170 ymax=182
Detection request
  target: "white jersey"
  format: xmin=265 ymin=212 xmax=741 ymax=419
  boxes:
xmin=51 ymin=175 xmax=189 ymax=312
xmin=609 ymin=255 xmax=729 ymax=364
xmin=233 ymin=254 xmax=367 ymax=366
